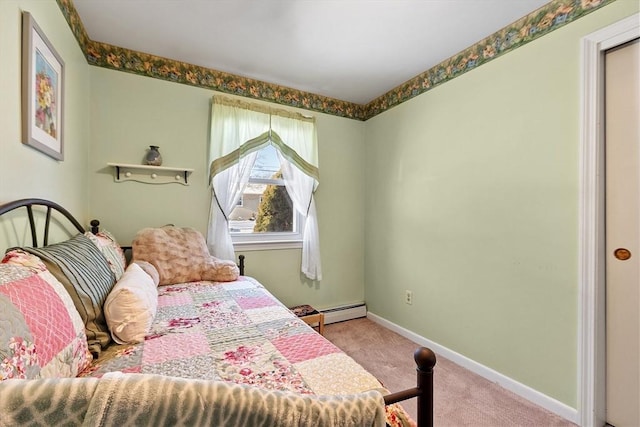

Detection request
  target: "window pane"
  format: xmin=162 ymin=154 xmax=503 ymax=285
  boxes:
xmin=229 ymin=183 xmax=262 ymax=233
xmin=251 ymin=144 xmax=280 ymax=179
xmin=253 ymin=181 xmax=293 ymax=232
xmin=229 ymin=145 xmax=295 ymax=235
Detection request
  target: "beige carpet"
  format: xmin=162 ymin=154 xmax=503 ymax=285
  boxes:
xmin=323 ymin=318 xmax=576 ymax=427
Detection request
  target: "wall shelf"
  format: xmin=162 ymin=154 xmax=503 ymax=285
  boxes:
xmin=107 ymin=163 xmax=194 ymax=185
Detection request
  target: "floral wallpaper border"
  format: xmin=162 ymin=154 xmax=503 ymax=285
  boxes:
xmin=56 ymin=0 xmax=614 ymax=121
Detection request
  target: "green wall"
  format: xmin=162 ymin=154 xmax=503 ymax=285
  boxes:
xmin=88 ymin=67 xmax=366 ymax=309
xmin=363 ymin=0 xmax=639 ymax=408
xmin=0 ymin=0 xmax=90 ymax=240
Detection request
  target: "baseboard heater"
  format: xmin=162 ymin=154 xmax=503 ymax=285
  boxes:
xmin=321 ymin=303 xmax=367 ymax=324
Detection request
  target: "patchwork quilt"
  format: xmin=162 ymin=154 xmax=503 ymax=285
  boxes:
xmin=80 ymin=276 xmax=414 ymax=426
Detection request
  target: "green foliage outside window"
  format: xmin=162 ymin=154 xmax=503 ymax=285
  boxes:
xmin=253 ymin=172 xmax=293 ymax=232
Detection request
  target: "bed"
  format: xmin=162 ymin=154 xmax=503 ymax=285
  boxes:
xmin=0 ymin=198 xmax=436 ymax=427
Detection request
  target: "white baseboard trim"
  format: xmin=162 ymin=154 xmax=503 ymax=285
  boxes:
xmin=367 ymin=311 xmax=579 ymax=424
xmin=321 ymin=303 xmax=367 ymax=325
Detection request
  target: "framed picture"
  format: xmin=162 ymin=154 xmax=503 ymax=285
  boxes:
xmin=22 ymin=12 xmax=64 ymax=160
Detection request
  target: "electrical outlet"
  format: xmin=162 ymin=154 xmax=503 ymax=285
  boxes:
xmin=405 ymin=290 xmax=413 ymax=305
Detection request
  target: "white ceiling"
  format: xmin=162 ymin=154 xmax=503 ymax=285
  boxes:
xmin=73 ymin=0 xmax=550 ymax=105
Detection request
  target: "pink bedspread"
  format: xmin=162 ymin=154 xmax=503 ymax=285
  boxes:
xmin=80 ymin=276 xmax=414 ymax=426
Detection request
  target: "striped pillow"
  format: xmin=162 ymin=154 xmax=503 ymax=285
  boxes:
xmin=84 ymin=230 xmax=126 ymax=281
xmin=19 ymin=234 xmax=116 ymax=357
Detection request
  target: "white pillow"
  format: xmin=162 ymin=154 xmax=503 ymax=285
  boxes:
xmin=104 ymin=263 xmax=158 ymax=344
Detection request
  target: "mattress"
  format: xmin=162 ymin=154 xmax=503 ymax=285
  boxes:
xmin=80 ymin=276 xmax=413 ymax=425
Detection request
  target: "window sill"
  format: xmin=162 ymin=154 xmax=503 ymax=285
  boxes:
xmin=233 ymin=239 xmax=303 ymax=251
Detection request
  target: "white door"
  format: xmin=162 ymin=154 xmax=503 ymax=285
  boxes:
xmin=605 ymin=38 xmax=640 ymax=427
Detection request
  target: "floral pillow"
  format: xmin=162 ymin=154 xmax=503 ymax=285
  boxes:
xmin=85 ymin=230 xmax=127 ymax=281
xmin=0 ymin=251 xmax=92 ymax=380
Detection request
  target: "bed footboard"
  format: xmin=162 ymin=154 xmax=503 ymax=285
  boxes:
xmin=383 ymin=347 xmax=436 ymax=427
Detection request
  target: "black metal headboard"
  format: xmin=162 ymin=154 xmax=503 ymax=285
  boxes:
xmin=0 ymin=198 xmax=86 ymax=248
xmin=0 ymin=198 xmax=246 ymax=275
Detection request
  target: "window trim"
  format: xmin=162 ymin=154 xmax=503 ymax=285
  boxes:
xmin=231 ymin=214 xmax=305 ymax=251
xmin=233 ymin=238 xmax=303 ymax=251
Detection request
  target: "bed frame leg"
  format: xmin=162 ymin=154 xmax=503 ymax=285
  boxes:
xmin=415 ymin=347 xmax=437 ymax=427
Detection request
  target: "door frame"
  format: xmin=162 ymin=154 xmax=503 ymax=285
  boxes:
xmin=579 ymin=13 xmax=639 ymax=427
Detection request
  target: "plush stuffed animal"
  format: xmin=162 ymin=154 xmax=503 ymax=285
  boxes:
xmin=132 ymin=226 xmax=239 ymax=286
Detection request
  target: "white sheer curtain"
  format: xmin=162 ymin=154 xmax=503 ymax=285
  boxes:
xmin=208 ymin=96 xmax=322 ymax=280
xmin=207 ymin=153 xmax=258 ymax=261
xmin=277 ymin=151 xmax=322 ymax=280
xmin=207 ymin=99 xmax=269 ymax=261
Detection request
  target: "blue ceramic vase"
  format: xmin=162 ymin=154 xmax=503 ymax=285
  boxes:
xmin=144 ymin=145 xmax=163 ymax=166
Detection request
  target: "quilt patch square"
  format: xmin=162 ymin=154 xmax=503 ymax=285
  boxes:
xmin=272 ymin=332 xmax=340 ymax=364
xmin=144 ymin=352 xmax=219 ymax=381
xmin=142 ymin=331 xmax=210 ymax=365
xmin=235 ymin=296 xmax=278 ymax=310
xmin=244 ymin=306 xmax=293 ymax=324
xmin=213 ymin=340 xmax=313 ymax=394
xmin=157 ymin=292 xmax=193 ymax=308
xmin=294 ymin=353 xmax=383 ymax=395
xmin=222 ymin=278 xmax=261 ymax=291
xmin=205 ymin=325 xmax=262 ymax=351
xmin=190 ymin=285 xmax=229 ymax=304
xmin=256 ymin=318 xmax=308 ymax=340
xmin=199 ymin=299 xmax=251 ymax=330
xmin=153 ymin=304 xmax=199 ymax=324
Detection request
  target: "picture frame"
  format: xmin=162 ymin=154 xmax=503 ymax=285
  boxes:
xmin=22 ymin=12 xmax=64 ymax=160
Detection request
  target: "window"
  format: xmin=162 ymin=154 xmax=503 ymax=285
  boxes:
xmin=208 ymin=96 xmax=321 ymax=279
xmin=229 ymin=144 xmax=304 ymax=249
